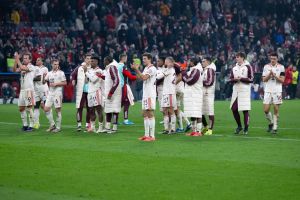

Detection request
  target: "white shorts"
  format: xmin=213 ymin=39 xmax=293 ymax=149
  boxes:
xmin=34 ymin=90 xmax=48 ymax=103
xmin=162 ymin=94 xmax=177 ymax=109
xmin=88 ymin=90 xmax=103 ymax=107
xmin=18 ymin=90 xmax=35 ymax=107
xmin=176 ymin=92 xmax=184 ymax=108
xmin=142 ymin=97 xmax=156 ymax=110
xmin=45 ymin=94 xmax=62 ymax=108
xmin=263 ymin=92 xmax=283 ymax=105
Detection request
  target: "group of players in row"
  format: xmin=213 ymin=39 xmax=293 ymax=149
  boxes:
xmin=13 ymin=51 xmax=284 ymax=141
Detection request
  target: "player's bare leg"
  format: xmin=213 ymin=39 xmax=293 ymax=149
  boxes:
xmin=162 ymin=108 xmax=170 ymax=134
xmin=147 ymin=110 xmax=156 ymax=141
xmin=175 ymin=109 xmax=184 ymax=132
xmin=44 ymin=106 xmax=56 ymax=132
xmin=88 ymin=107 xmax=96 ymax=133
xmin=169 ymin=107 xmax=176 ymax=134
xmin=19 ymin=106 xmax=29 ymax=131
xmin=52 ymin=107 xmax=62 ymax=133
xmin=96 ymin=105 xmax=104 ymax=133
xmin=264 ymin=104 xmax=273 ymax=132
xmin=272 ymin=104 xmax=280 ymax=134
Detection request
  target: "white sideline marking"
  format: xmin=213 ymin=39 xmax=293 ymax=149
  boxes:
xmin=0 ymin=121 xmax=299 ymax=142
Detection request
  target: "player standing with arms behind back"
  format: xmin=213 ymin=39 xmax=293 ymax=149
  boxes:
xmin=262 ymin=53 xmax=285 ymax=134
xmin=43 ymin=59 xmax=67 ymax=133
xmin=132 ymin=53 xmax=157 ymax=141
xmin=13 ymin=52 xmax=37 ymax=132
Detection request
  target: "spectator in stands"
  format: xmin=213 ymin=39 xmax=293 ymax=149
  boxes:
xmin=1 ymin=83 xmax=15 ymax=104
xmin=291 ymin=66 xmax=299 ymax=99
xmin=0 ymin=0 xmax=299 ymax=100
xmin=284 ymin=64 xmax=293 ymax=99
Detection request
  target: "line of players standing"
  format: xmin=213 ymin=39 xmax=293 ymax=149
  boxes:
xmin=14 ymin=51 xmax=284 ymax=140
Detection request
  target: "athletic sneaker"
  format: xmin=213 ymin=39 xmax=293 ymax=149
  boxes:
xmin=267 ymin=124 xmax=273 ymax=132
xmin=22 ymin=126 xmax=28 ymax=131
xmin=168 ymin=130 xmax=176 ymax=134
xmin=143 ymin=136 xmax=155 ymax=141
xmin=77 ymin=125 xmax=82 ymax=132
xmin=26 ymin=127 xmax=34 ymax=132
xmin=185 ymin=123 xmax=192 ymax=132
xmin=51 ymin=128 xmax=61 ymax=133
xmin=87 ymin=127 xmax=96 ymax=133
xmin=107 ymin=129 xmax=116 ymax=134
xmin=176 ymin=128 xmax=184 ymax=133
xmin=139 ymin=136 xmax=148 ymax=140
xmin=243 ymin=127 xmax=248 ymax=135
xmin=272 ymin=129 xmax=277 ymax=134
xmin=204 ymin=129 xmax=213 ymax=135
xmin=85 ymin=123 xmax=91 ymax=132
xmin=235 ymin=126 xmax=243 ymax=134
xmin=33 ymin=123 xmax=40 ymax=129
xmin=191 ymin=132 xmax=202 ymax=137
xmin=46 ymin=124 xmax=56 ymax=132
xmin=202 ymin=126 xmax=208 ymax=134
xmin=186 ymin=132 xmax=197 ymax=136
xmin=123 ymin=120 xmax=134 ymax=125
xmin=96 ymin=126 xmax=104 ymax=133
xmin=161 ymin=130 xmax=169 ymax=134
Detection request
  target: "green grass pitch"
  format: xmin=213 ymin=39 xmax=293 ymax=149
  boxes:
xmin=0 ymin=100 xmax=299 ymax=200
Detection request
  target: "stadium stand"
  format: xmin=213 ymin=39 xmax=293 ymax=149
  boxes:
xmin=0 ymin=0 xmax=299 ymax=100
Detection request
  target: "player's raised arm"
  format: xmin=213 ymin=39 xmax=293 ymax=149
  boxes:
xmin=13 ymin=52 xmax=21 ymax=72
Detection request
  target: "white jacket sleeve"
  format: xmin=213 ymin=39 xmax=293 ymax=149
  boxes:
xmin=86 ymin=71 xmax=98 ymax=83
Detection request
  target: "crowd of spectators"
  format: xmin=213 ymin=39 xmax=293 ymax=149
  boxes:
xmin=0 ymin=0 xmax=299 ymax=100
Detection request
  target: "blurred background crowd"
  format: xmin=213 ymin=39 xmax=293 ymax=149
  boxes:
xmin=0 ymin=0 xmax=299 ymax=102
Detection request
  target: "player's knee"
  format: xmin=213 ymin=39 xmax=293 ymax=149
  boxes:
xmin=44 ymin=107 xmax=50 ymax=112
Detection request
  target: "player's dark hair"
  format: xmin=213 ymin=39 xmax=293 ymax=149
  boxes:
xmin=104 ymin=56 xmax=113 ymax=63
xmin=85 ymin=53 xmax=92 ymax=58
xmin=203 ymin=56 xmax=211 ymax=62
xmin=190 ymin=57 xmax=199 ymax=66
xmin=142 ymin=52 xmax=152 ymax=61
xmin=51 ymin=59 xmax=59 ymax=64
xmin=270 ymin=52 xmax=278 ymax=58
xmin=158 ymin=56 xmax=165 ymax=62
xmin=236 ymin=52 xmax=246 ymax=59
xmin=91 ymin=54 xmax=100 ymax=63
xmin=119 ymin=53 xmax=127 ymax=60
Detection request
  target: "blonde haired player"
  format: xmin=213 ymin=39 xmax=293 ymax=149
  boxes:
xmin=132 ymin=53 xmax=157 ymax=141
xmin=43 ymin=59 xmax=67 ymax=133
xmin=157 ymin=57 xmax=177 ymax=134
xmin=262 ymin=53 xmax=285 ymax=134
xmin=13 ymin=52 xmax=37 ymax=132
